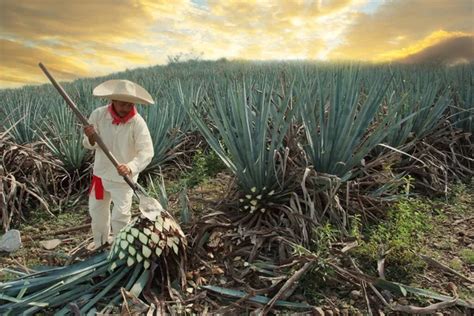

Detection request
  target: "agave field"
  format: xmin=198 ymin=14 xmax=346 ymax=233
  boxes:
xmin=0 ymin=60 xmax=473 ymax=314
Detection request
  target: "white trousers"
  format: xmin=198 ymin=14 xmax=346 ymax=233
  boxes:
xmin=88 ymin=179 xmax=134 ymax=248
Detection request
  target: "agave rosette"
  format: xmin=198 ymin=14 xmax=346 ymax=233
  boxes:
xmin=191 ymin=78 xmax=298 ymax=213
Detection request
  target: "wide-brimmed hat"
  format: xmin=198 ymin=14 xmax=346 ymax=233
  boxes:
xmin=93 ymin=79 xmax=154 ymax=105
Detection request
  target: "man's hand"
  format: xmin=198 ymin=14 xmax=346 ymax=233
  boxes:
xmin=84 ymin=125 xmax=96 ymax=145
xmin=117 ymin=164 xmax=131 ymax=177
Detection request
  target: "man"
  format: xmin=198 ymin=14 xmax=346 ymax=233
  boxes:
xmin=83 ymin=79 xmax=154 ymax=249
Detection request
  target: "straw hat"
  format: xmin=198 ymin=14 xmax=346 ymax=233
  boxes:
xmin=93 ymin=79 xmax=154 ymax=105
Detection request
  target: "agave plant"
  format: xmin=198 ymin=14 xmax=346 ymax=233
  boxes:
xmin=68 ymin=79 xmax=104 ymax=115
xmin=190 ymin=78 xmax=298 ymax=213
xmin=141 ymin=80 xmax=193 ymax=173
xmin=450 ymin=65 xmax=473 ymax=134
xmin=37 ymin=104 xmax=88 ymax=172
xmin=0 ymin=207 xmax=186 ymax=314
xmin=1 ymin=87 xmax=46 ymax=144
xmin=298 ymin=66 xmax=404 ymax=179
xmin=382 ymin=70 xmax=451 ymax=149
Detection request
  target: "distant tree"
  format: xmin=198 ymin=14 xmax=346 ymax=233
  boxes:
xmin=167 ymin=51 xmax=204 ymax=65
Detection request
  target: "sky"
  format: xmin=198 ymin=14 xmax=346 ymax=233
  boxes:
xmin=0 ymin=0 xmax=473 ymax=89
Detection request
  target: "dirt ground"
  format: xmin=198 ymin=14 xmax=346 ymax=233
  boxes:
xmin=1 ymin=175 xmax=473 ymax=315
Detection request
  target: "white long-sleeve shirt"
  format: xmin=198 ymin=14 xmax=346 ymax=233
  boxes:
xmin=83 ymin=105 xmax=154 ymax=183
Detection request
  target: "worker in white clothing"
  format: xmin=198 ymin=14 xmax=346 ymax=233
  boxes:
xmin=83 ymin=79 xmax=154 ymax=249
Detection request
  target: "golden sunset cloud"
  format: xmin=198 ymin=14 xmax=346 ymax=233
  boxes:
xmin=379 ymin=31 xmax=473 ymax=63
xmin=403 ymin=37 xmax=473 ymax=66
xmin=0 ymin=0 xmax=159 ymax=87
xmin=329 ymin=0 xmax=473 ymax=62
xmin=0 ymin=0 xmax=472 ymax=88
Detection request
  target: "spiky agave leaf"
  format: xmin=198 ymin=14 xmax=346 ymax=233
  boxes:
xmin=450 ymin=64 xmax=473 ymax=134
xmin=0 ymin=253 xmax=114 ymax=314
xmin=141 ymin=80 xmax=192 ymax=173
xmin=38 ymin=104 xmax=88 ymax=172
xmin=382 ymin=70 xmax=451 ymax=149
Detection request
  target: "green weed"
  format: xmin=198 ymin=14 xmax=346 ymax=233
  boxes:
xmin=168 ymin=149 xmax=226 ymax=194
xmin=460 ymin=249 xmax=474 ymax=265
xmin=446 ymin=182 xmax=473 ymax=215
xmin=296 ymin=223 xmax=339 ymax=304
xmin=352 ymin=198 xmax=433 ymax=280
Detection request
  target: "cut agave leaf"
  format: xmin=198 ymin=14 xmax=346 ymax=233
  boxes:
xmin=142 ymin=245 xmax=152 ymax=258
xmin=172 ymin=243 xmax=179 ymax=255
xmin=163 ymin=218 xmax=172 ymax=231
xmin=155 ymin=221 xmax=163 ymax=232
xmin=109 ymin=261 xmax=118 ymax=271
xmin=157 ymin=216 xmax=163 ymax=226
xmin=128 ymin=246 xmax=137 ymax=256
xmin=143 ymin=227 xmax=152 ymax=236
xmin=127 ymin=257 xmax=135 ymax=267
xmin=177 ymin=227 xmax=185 ymax=238
xmin=110 ymin=243 xmax=117 ymax=255
xmin=202 ymin=285 xmax=312 ymax=309
xmin=120 ymin=240 xmax=129 ymax=250
xmin=138 ymin=232 xmax=149 ymax=244
xmin=118 ymin=251 xmax=126 ymax=260
xmin=130 ymin=228 xmax=139 ymax=238
xmin=136 ymin=253 xmax=143 ymax=263
xmin=143 ymin=260 xmax=150 ymax=270
xmin=155 ymin=247 xmax=162 ymax=257
xmin=126 ymin=234 xmax=134 ymax=244
xmin=150 ymin=232 xmax=160 ymax=244
xmin=170 ymin=221 xmax=180 ymax=231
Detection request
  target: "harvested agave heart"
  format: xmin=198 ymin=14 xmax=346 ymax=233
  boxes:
xmin=108 ymin=212 xmax=186 ymax=271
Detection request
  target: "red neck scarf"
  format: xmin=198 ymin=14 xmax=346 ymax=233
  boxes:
xmin=108 ymin=103 xmax=137 ymax=125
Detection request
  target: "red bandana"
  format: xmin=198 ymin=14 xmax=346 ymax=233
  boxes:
xmin=108 ymin=103 xmax=137 ymax=125
xmin=89 ymin=175 xmax=104 ymax=200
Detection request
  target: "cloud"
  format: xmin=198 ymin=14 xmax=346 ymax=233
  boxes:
xmin=0 ymin=39 xmax=90 ymax=87
xmin=1 ymin=0 xmax=365 ymax=88
xmin=0 ymin=38 xmax=151 ymax=88
xmin=0 ymin=0 xmax=165 ymax=87
xmin=0 ymin=1 xmax=155 ymax=41
xmin=396 ymin=35 xmax=474 ymax=64
xmin=157 ymin=0 xmax=363 ymax=61
xmin=1 ymin=0 xmax=472 ymax=88
xmin=329 ymin=0 xmax=473 ymax=61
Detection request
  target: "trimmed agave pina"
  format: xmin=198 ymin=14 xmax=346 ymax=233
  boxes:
xmin=108 ymin=211 xmax=186 ymax=271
